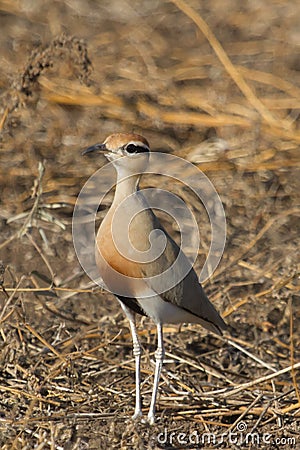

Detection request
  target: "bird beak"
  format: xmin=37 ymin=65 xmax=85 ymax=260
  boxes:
xmin=82 ymin=143 xmax=107 ymax=156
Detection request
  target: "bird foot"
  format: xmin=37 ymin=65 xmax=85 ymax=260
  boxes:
xmin=147 ymin=413 xmax=155 ymax=425
xmin=131 ymin=410 xmax=143 ymax=421
xmin=132 ymin=411 xmax=156 ymax=425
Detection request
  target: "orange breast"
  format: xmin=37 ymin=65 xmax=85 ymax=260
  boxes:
xmin=95 ymin=211 xmax=143 ymax=290
xmin=96 ymin=231 xmax=142 ymax=278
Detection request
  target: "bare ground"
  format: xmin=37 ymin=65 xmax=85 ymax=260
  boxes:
xmin=0 ymin=1 xmax=299 ymax=448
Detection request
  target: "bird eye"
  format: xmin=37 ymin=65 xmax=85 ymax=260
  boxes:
xmin=124 ymin=143 xmax=149 ymax=154
xmin=125 ymin=144 xmax=138 ymax=154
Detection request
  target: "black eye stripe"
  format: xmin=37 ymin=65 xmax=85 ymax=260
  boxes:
xmin=125 ymin=143 xmax=149 ymax=154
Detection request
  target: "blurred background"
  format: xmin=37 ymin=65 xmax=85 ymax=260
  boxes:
xmin=0 ymin=0 xmax=299 ymax=448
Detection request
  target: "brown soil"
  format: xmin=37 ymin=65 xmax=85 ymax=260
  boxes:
xmin=0 ymin=1 xmax=299 ymax=448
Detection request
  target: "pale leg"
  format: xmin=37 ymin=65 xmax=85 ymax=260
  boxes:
xmin=148 ymin=323 xmax=164 ymax=425
xmin=128 ymin=317 xmax=143 ymax=419
xmin=119 ymin=302 xmax=142 ymax=419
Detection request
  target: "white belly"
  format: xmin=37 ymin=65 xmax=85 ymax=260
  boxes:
xmin=137 ymin=293 xmax=200 ymax=325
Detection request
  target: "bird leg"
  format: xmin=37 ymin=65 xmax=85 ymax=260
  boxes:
xmin=128 ymin=315 xmax=142 ymax=419
xmin=119 ymin=302 xmax=142 ymax=419
xmin=148 ymin=323 xmax=164 ymax=425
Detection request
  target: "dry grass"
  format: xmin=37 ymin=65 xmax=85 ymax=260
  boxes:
xmin=0 ymin=0 xmax=299 ymax=448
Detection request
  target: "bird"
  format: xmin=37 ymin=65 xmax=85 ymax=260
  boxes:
xmin=83 ymin=132 xmax=226 ymax=424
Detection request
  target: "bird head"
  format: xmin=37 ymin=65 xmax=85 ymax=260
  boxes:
xmin=83 ymin=133 xmax=150 ymax=175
